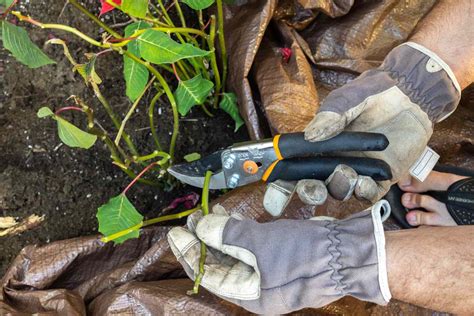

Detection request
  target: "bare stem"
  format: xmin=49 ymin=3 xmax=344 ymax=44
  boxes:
xmin=55 ymin=106 xmax=83 ymax=115
xmin=115 ymin=77 xmax=156 ymax=146
xmin=192 ymin=170 xmax=212 ymax=294
xmin=216 ymin=0 xmax=227 ymax=90
xmin=123 ymin=51 xmax=179 ymax=162
xmin=207 ymin=16 xmax=221 ymax=109
xmin=122 ymin=161 xmax=159 ymax=195
xmin=149 ymin=90 xmax=164 ymax=151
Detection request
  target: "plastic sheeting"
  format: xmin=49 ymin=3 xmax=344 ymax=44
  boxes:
xmin=2 ymin=0 xmax=473 ymax=314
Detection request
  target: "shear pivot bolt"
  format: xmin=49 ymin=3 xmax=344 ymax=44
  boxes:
xmin=228 ymin=174 xmax=240 ymax=188
xmin=223 ymin=154 xmax=236 ymax=169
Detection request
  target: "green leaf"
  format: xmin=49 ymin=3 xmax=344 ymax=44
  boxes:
xmin=138 ymin=30 xmax=211 ymax=65
xmin=0 ymin=0 xmax=14 ymax=11
xmin=174 ymin=74 xmax=214 ymax=116
xmin=97 ymin=194 xmax=144 ymax=244
xmin=56 ymin=117 xmax=97 ymax=149
xmin=121 ymin=0 xmax=148 ymax=18
xmin=124 ymin=22 xmax=150 ymax=101
xmin=219 ymin=93 xmax=244 ymax=132
xmin=37 ymin=106 xmax=54 ymax=118
xmin=184 ymin=152 xmax=201 ymax=162
xmin=181 ymin=0 xmax=215 ymax=10
xmin=2 ymin=21 xmax=55 ymax=68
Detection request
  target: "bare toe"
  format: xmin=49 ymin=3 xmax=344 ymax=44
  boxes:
xmin=398 ymin=171 xmax=467 ymax=193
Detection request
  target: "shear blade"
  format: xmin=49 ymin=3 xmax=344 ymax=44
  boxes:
xmin=167 ymin=150 xmax=228 ymax=189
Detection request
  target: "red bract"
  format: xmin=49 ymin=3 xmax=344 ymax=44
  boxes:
xmin=99 ymin=0 xmax=121 ymax=16
xmin=280 ymin=47 xmax=292 ymax=63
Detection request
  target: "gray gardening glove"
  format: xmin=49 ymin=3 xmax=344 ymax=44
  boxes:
xmin=167 ymin=201 xmax=392 ymax=314
xmin=302 ymin=42 xmax=461 ymax=203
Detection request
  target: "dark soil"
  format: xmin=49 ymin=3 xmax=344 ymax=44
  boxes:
xmin=0 ymin=1 xmax=247 ymax=275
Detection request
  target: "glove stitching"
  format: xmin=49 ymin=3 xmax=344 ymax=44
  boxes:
xmin=326 ymin=221 xmax=347 ymax=295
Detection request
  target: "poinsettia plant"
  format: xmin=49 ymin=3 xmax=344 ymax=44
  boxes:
xmin=1 ymin=0 xmax=242 ymax=248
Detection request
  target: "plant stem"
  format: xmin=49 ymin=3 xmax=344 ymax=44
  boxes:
xmin=143 ymin=206 xmax=199 ymax=226
xmin=134 ymin=150 xmax=170 ymax=164
xmin=55 ymin=106 xmax=83 ymax=115
xmin=68 ymin=0 xmax=122 ymax=38
xmin=91 ymin=82 xmax=139 ymax=156
xmin=122 ymin=161 xmax=159 ymax=195
xmin=100 ymin=206 xmax=200 ymax=243
xmin=123 ymin=51 xmax=179 ymax=162
xmin=149 ymin=91 xmax=164 ymax=151
xmin=216 ymin=0 xmax=227 ymax=90
xmin=173 ymin=0 xmax=186 ymax=27
xmin=192 ymin=170 xmax=212 ymax=294
xmin=115 ymin=77 xmax=156 ymax=146
xmin=1 ymin=0 xmax=17 ymax=19
xmin=207 ymin=16 xmax=221 ymax=109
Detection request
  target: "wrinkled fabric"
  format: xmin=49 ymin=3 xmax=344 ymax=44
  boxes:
xmin=2 ymin=0 xmax=473 ymax=314
xmin=225 ymin=0 xmax=438 ymax=139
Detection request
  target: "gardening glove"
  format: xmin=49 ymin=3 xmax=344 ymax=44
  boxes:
xmin=167 ymin=201 xmax=392 ymax=314
xmin=303 ymin=42 xmax=462 ymax=203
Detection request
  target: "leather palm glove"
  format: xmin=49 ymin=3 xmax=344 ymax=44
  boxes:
xmin=296 ymin=42 xmax=461 ymax=204
xmin=167 ymin=201 xmax=392 ymax=314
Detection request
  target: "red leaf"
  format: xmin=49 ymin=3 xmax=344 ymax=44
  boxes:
xmin=99 ymin=0 xmax=121 ymax=16
xmin=280 ymin=47 xmax=292 ymax=63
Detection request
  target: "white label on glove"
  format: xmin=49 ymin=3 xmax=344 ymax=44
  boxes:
xmin=409 ymin=147 xmax=440 ymax=182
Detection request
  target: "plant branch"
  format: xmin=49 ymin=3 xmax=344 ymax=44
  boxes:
xmin=115 ymin=77 xmax=156 ymax=146
xmin=55 ymin=106 xmax=83 ymax=115
xmin=216 ymin=0 xmax=227 ymax=90
xmin=123 ymin=51 xmax=179 ymax=161
xmin=192 ymin=170 xmax=213 ymax=294
xmin=207 ymin=15 xmax=221 ymax=108
xmin=122 ymin=161 xmax=159 ymax=195
xmin=149 ymin=90 xmax=164 ymax=151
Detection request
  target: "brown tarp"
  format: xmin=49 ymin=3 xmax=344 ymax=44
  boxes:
xmin=228 ymin=0 xmax=437 ymax=139
xmin=2 ymin=0 xmax=473 ymax=314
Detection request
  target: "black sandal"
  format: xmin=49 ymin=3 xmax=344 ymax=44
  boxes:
xmin=385 ymin=164 xmax=474 ymax=228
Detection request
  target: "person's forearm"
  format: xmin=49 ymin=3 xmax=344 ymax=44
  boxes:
xmin=386 ymin=227 xmax=474 ymax=315
xmin=409 ymin=0 xmax=474 ymax=90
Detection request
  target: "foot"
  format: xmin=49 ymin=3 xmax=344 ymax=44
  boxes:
xmin=398 ymin=171 xmax=468 ymax=226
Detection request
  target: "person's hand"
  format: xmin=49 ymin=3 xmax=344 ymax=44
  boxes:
xmin=300 ymin=42 xmax=461 ymax=204
xmin=167 ymin=203 xmax=391 ymax=314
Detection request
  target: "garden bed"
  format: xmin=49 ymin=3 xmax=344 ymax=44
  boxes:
xmin=0 ymin=0 xmax=247 ymax=275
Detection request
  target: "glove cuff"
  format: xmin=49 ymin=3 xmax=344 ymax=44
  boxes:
xmin=334 ymin=200 xmax=392 ymax=305
xmin=381 ymin=42 xmax=461 ymax=123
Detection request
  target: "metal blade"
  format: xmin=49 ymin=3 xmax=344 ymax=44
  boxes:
xmin=168 ymin=168 xmax=227 ymax=189
xmin=168 ymin=150 xmax=228 ymax=189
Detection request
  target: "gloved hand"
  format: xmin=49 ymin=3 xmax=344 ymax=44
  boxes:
xmin=167 ymin=201 xmax=392 ymax=314
xmin=297 ymin=42 xmax=461 ymax=204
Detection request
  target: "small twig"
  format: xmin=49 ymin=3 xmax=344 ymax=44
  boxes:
xmin=55 ymin=106 xmax=83 ymax=115
xmin=122 ymin=161 xmax=159 ymax=195
xmin=172 ymin=63 xmax=181 ymax=81
xmin=0 ymin=0 xmax=17 ymax=19
xmin=109 ymin=19 xmax=134 ymax=28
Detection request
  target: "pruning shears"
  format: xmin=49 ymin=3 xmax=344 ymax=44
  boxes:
xmin=168 ymin=132 xmax=392 ymax=189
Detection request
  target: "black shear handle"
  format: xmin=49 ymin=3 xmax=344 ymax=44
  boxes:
xmin=276 ymin=132 xmax=389 ymax=159
xmin=264 ymin=157 xmax=392 ymax=183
